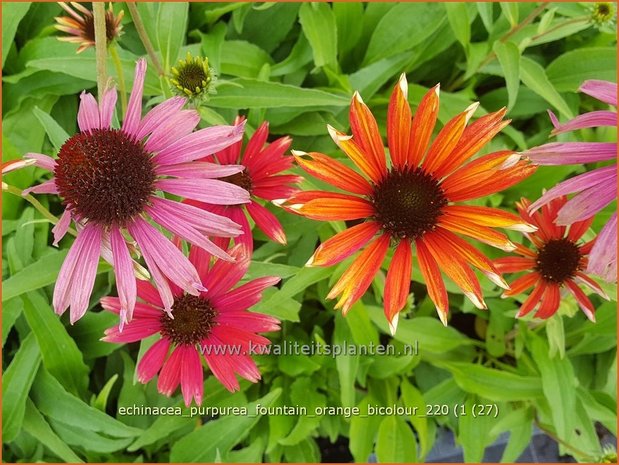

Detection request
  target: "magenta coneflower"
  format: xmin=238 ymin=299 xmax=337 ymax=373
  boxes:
xmin=525 ymin=80 xmax=617 ymax=282
xmin=102 ymin=245 xmax=280 ymax=406
xmin=189 ymin=116 xmax=301 ymax=249
xmin=22 ymin=59 xmax=249 ymax=325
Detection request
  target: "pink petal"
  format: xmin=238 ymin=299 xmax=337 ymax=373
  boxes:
xmin=103 ymin=318 xmax=162 ymax=343
xmin=110 ymin=227 xmax=137 ymax=325
xmin=244 ymin=137 xmax=293 ymax=176
xmin=122 ymin=59 xmax=147 ymax=137
xmin=525 ymin=142 xmax=616 ymax=165
xmin=188 ymin=244 xmax=212 ymax=284
xmin=24 ymin=153 xmax=57 ymax=171
xmin=556 ymin=175 xmax=616 ymax=224
xmin=136 ymin=96 xmax=187 ymax=141
xmin=217 ymin=311 xmax=280 ymax=332
xmin=528 ymin=166 xmax=616 ymax=213
xmin=144 ymin=110 xmax=200 ymax=153
xmin=52 ymin=209 xmax=72 ymax=246
xmin=202 ymin=245 xmax=250 ymax=299
xmin=127 ymin=217 xmax=204 ymax=296
xmin=100 ymin=296 xmax=162 ymax=319
xmin=157 ymin=178 xmax=250 ymax=205
xmin=549 ymin=110 xmax=616 ymax=135
xmin=179 ymin=345 xmax=204 ymax=406
xmin=77 ymin=91 xmax=100 ymax=132
xmin=137 ymin=279 xmax=165 ymax=308
xmin=155 ymin=162 xmax=245 ymax=179
xmin=580 ymin=80 xmax=617 ymax=106
xmin=211 ymin=276 xmax=281 ymax=313
xmin=246 ymin=201 xmax=286 ymax=245
xmin=240 ymin=122 xmax=269 ymax=165
xmin=211 ymin=115 xmax=245 ymax=165
xmin=157 ymin=345 xmax=183 ymax=396
xmin=202 ymin=344 xmax=241 ymax=391
xmin=23 ymin=179 xmax=59 ymax=195
xmin=152 ymin=121 xmax=246 ymax=166
xmin=587 ymin=213 xmax=617 ymax=282
xmin=99 ymin=86 xmax=118 ymax=129
xmin=137 ymin=338 xmax=170 ymax=383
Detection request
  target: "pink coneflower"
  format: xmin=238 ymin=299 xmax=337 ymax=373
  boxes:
xmin=22 ymin=59 xmax=249 ymax=325
xmin=525 ymin=80 xmax=617 ymax=282
xmin=55 ymin=2 xmax=123 ymax=53
xmin=189 ymin=116 xmax=301 ymax=249
xmin=102 ymin=245 xmax=280 ymax=406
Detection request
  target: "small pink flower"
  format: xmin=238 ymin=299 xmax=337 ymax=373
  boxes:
xmin=189 ymin=116 xmax=301 ymax=249
xmin=23 ymin=59 xmax=250 ymax=324
xmin=524 ymin=80 xmax=617 ymax=282
xmin=102 ymin=245 xmax=280 ymax=406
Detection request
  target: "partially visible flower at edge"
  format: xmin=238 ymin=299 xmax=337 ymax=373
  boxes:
xmin=524 ymin=79 xmax=617 ymax=282
xmin=102 ymin=245 xmax=281 ymax=406
xmin=20 ymin=58 xmax=249 ymax=325
xmin=55 ymin=2 xmax=123 ymax=53
xmin=284 ymin=74 xmax=536 ymax=333
xmin=190 ymin=116 xmax=301 ymax=249
xmin=495 ymin=196 xmax=609 ymax=321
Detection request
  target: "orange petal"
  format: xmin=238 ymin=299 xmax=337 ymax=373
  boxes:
xmin=416 ymin=239 xmax=449 ymax=324
xmin=291 ymin=194 xmax=375 ymax=221
xmin=292 ymin=151 xmax=373 ymax=196
xmin=512 ymin=243 xmax=538 ymax=259
xmin=502 ymin=272 xmax=540 ymax=297
xmin=387 ymin=74 xmax=412 ymax=169
xmin=534 ymin=284 xmax=560 ymax=319
xmin=423 ymin=232 xmax=486 ymax=310
xmin=384 ymin=239 xmax=413 ymax=333
xmin=349 ymin=93 xmax=387 ymax=179
xmin=438 ymin=212 xmax=516 ymax=251
xmin=441 ymin=150 xmax=517 ymax=193
xmin=434 ymin=108 xmax=509 ymax=178
xmin=308 ymin=221 xmax=380 ymax=267
xmin=567 ymin=215 xmax=594 ymax=242
xmin=494 ymin=256 xmax=536 ymax=273
xmin=574 ymin=271 xmax=608 ymax=299
xmin=328 ymin=235 xmax=390 ymax=315
xmin=443 ymin=205 xmax=536 ymax=233
xmin=328 ymin=125 xmax=384 ymax=183
xmin=408 ymin=84 xmax=440 ymax=167
xmin=516 ymin=280 xmax=546 ymax=318
xmin=423 ymin=103 xmax=478 ymax=174
xmin=566 ymin=280 xmax=596 ymax=321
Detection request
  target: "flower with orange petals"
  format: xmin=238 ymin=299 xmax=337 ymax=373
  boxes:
xmin=285 ymin=74 xmax=536 ymax=333
xmin=495 ymin=196 xmax=608 ymax=321
xmin=55 ymin=2 xmax=123 ymax=53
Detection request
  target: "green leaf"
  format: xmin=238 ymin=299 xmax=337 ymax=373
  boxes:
xmin=33 ymin=106 xmax=70 ymax=151
xmin=364 ymin=3 xmax=446 ymax=65
xmin=476 ymin=2 xmax=495 ymax=32
xmin=489 ymin=407 xmax=534 ymax=462
xmin=349 ymin=395 xmax=382 ymax=462
xmin=400 ymin=380 xmax=431 ymax=459
xmin=445 ymin=3 xmax=471 ymax=50
xmin=2 ymin=297 xmax=23 ymax=346
xmin=22 ymin=399 xmax=83 ymax=463
xmin=493 ymin=41 xmax=521 ymax=110
xmin=283 ymin=438 xmax=320 ymax=463
xmin=22 ymin=292 xmax=90 ymax=398
xmin=220 ymin=40 xmax=273 ymax=78
xmin=457 ymin=396 xmax=497 ymax=462
xmin=333 ymin=3 xmax=363 ymax=56
xmin=334 ymin=313 xmax=359 ymax=408
xmin=375 ymin=416 xmax=418 ymax=463
xmin=441 ymin=362 xmax=544 ymax=401
xmin=93 ymin=374 xmax=119 ymax=412
xmin=500 ymin=2 xmax=519 ymax=26
xmin=546 ymin=47 xmax=618 ymax=93
xmin=279 ymin=378 xmax=326 ymax=446
xmin=519 ymin=57 xmax=574 ymax=118
xmin=210 ymin=79 xmax=349 ymax=110
xmin=2 ymin=332 xmax=41 ymax=442
xmin=299 ymin=3 xmax=338 ymax=68
xmin=2 ymin=2 xmax=30 ymax=66
xmin=156 ymin=2 xmax=188 ymax=69
xmin=170 ymin=389 xmax=281 ymax=462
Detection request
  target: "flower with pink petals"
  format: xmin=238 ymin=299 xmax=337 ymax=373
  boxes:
xmin=524 ymin=80 xmax=617 ymax=282
xmin=22 ymin=59 xmax=249 ymax=325
xmin=189 ymin=116 xmax=301 ymax=249
xmin=102 ymin=245 xmax=281 ymax=406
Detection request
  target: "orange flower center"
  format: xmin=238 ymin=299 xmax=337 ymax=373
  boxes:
xmin=535 ymin=238 xmax=583 ymax=284
xmin=160 ymin=294 xmax=217 ymax=345
xmin=371 ymin=167 xmax=447 ymax=240
xmin=54 ymin=129 xmax=156 ymax=226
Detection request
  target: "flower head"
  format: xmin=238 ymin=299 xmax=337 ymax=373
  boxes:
xmin=55 ymin=2 xmax=123 ymax=53
xmin=285 ymin=74 xmax=535 ymax=333
xmin=524 ymin=80 xmax=617 ymax=282
xmin=495 ymin=197 xmax=608 ymax=321
xmin=22 ymin=59 xmax=249 ymax=325
xmin=102 ymin=245 xmax=280 ymax=406
xmin=190 ymin=116 xmax=300 ymax=249
xmin=170 ymin=52 xmax=215 ymax=101
xmin=590 ymin=2 xmax=616 ymax=27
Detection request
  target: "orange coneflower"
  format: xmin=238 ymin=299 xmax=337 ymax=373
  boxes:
xmin=55 ymin=2 xmax=123 ymax=53
xmin=495 ymin=196 xmax=608 ymax=321
xmin=285 ymin=74 xmax=536 ymax=333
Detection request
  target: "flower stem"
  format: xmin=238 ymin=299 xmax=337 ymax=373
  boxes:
xmin=109 ymin=44 xmax=128 ymax=114
xmin=92 ymin=2 xmax=108 ymax=98
xmin=127 ymin=3 xmax=166 ymax=77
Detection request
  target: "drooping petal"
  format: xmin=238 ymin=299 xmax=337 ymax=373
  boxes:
xmin=179 ymin=345 xmax=204 ymax=406
xmin=110 ymin=227 xmax=137 ymax=325
xmin=23 ymin=179 xmax=59 ymax=195
xmin=24 ymin=153 xmax=57 ymax=171
xmin=246 ymin=201 xmax=286 ymax=245
xmin=415 ymin=239 xmax=449 ymax=324
xmin=137 ymin=338 xmax=170 ymax=383
xmin=203 ymin=341 xmax=241 ymax=392
xmin=555 ymin=176 xmax=616 ymax=224
xmin=408 ymin=84 xmax=440 ymax=167
xmin=99 ymin=85 xmax=118 ymax=129
xmin=516 ymin=280 xmax=545 ymax=318
xmin=525 ymin=142 xmax=616 ymax=165
xmin=384 ymin=240 xmax=413 ymax=334
xmin=549 ymin=109 xmax=616 ymax=135
xmin=122 ymin=58 xmax=147 ymax=137
xmin=52 ymin=209 xmax=72 ymax=246
xmin=579 ymin=79 xmax=617 ymax=106
xmin=157 ymin=178 xmax=250 ymax=205
xmin=574 ymin=271 xmax=609 ymax=299
xmin=587 ymin=213 xmax=617 ymax=282
xmin=387 ymin=74 xmax=412 ymax=169
xmin=565 ymin=280 xmax=596 ymax=321
xmin=533 ymin=284 xmax=560 ymax=319
xmin=308 ymin=221 xmax=380 ymax=267
xmin=77 ymin=91 xmax=100 ymax=132
xmin=157 ymin=346 xmax=183 ymax=396
xmin=349 ymin=92 xmax=388 ymax=180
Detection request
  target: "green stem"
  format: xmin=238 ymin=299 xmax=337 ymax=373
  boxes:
xmin=127 ymin=3 xmax=166 ymax=76
xmin=109 ymin=44 xmax=127 ymax=114
xmin=3 ymin=184 xmax=77 ymax=237
xmin=92 ymin=2 xmax=108 ymax=98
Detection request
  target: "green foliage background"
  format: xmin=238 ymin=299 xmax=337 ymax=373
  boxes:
xmin=2 ymin=2 xmax=617 ymax=463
